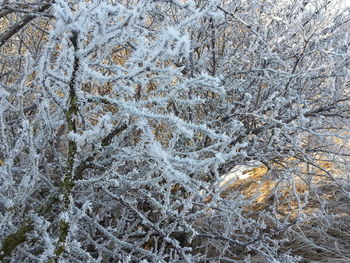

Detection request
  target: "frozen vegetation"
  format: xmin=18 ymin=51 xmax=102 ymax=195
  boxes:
xmin=0 ymin=0 xmax=349 ymax=262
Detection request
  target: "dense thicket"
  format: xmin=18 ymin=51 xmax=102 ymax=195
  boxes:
xmin=0 ymin=1 xmax=349 ymax=262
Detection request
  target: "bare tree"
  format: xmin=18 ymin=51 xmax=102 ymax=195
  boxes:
xmin=0 ymin=0 xmax=349 ymax=262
